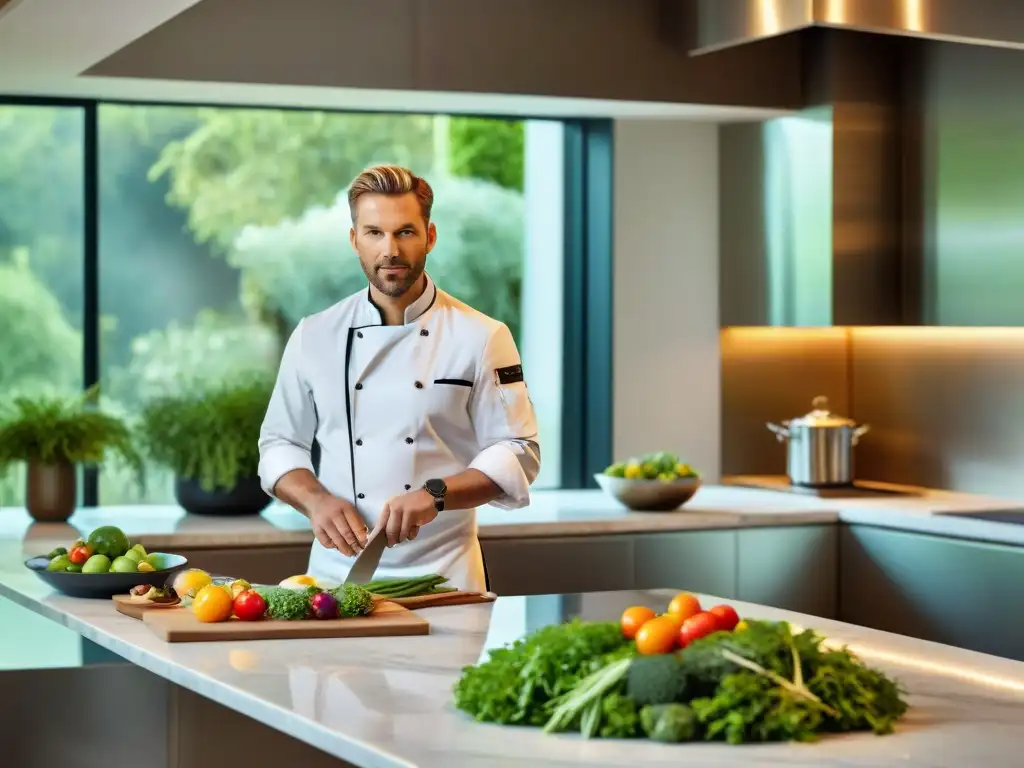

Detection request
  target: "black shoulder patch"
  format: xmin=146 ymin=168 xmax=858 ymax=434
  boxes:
xmin=495 ymin=364 xmax=524 ymax=385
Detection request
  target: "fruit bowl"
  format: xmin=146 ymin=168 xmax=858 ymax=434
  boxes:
xmin=24 ymin=553 xmax=188 ymax=599
xmin=594 ymin=473 xmax=702 ymax=512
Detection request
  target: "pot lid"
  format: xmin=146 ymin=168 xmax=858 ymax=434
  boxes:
xmin=788 ymin=396 xmax=857 ymax=428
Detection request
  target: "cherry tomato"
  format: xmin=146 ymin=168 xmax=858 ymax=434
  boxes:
xmin=658 ymin=611 xmax=685 ymax=635
xmin=635 ymin=616 xmax=679 ymax=655
xmin=709 ymin=604 xmax=740 ymax=632
xmin=69 ymin=544 xmax=93 ymax=565
xmin=620 ymin=605 xmax=657 ymax=639
xmin=232 ymin=590 xmax=267 ymax=622
xmin=678 ymin=611 xmax=721 ymax=647
xmin=667 ymin=592 xmax=702 ymax=621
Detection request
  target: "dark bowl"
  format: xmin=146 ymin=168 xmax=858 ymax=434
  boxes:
xmin=24 ymin=554 xmax=189 ymax=599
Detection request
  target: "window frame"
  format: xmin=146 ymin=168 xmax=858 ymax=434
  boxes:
xmin=0 ymin=95 xmax=613 ymax=501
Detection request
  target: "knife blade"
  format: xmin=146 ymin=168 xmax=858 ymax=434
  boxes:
xmin=343 ymin=529 xmax=387 ymax=585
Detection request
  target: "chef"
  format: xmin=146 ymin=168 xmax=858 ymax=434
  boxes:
xmin=257 ymin=164 xmax=541 ymax=592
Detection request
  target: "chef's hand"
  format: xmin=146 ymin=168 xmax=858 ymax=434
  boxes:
xmin=308 ymin=494 xmax=368 ymax=557
xmin=374 ymin=490 xmax=439 ymax=547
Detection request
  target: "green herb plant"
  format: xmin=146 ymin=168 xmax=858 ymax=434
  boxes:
xmin=0 ymin=386 xmax=144 ymax=488
xmin=137 ymin=371 xmax=273 ymax=492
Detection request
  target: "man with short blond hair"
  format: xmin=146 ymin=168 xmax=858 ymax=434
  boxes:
xmin=258 ymin=164 xmax=541 ymax=591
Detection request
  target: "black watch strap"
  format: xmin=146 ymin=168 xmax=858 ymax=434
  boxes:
xmin=422 ymin=478 xmax=447 ymax=512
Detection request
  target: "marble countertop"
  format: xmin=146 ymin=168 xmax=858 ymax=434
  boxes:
xmin=4 ymin=481 xmax=1024 ymax=555
xmin=1 ymin=563 xmax=1022 ymax=767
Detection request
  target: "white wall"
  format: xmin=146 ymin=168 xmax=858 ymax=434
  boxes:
xmin=612 ymin=120 xmax=721 ymax=481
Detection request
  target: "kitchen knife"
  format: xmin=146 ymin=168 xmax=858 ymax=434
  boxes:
xmin=343 ymin=529 xmax=387 ymax=585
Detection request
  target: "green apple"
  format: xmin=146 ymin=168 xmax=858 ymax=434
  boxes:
xmin=82 ymin=554 xmax=112 ymax=574
xmin=110 ymin=556 xmax=138 ymax=574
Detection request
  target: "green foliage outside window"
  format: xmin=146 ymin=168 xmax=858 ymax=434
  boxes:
xmin=0 ymin=103 xmax=529 ymax=505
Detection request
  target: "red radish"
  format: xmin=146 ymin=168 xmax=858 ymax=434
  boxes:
xmin=310 ymin=591 xmax=339 ymax=619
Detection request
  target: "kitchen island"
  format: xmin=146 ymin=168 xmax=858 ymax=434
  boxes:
xmin=1 ymin=556 xmax=1022 ymax=767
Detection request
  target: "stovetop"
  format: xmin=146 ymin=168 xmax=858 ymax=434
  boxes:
xmin=723 ymin=475 xmax=924 ymax=499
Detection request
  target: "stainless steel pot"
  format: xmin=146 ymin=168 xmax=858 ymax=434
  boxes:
xmin=766 ymin=396 xmax=870 ymax=487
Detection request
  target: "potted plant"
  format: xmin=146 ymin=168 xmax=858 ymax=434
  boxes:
xmin=137 ymin=372 xmax=274 ymax=516
xmin=0 ymin=388 xmax=144 ymax=522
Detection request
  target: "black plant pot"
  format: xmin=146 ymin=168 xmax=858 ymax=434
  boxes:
xmin=175 ymin=474 xmax=272 ymax=516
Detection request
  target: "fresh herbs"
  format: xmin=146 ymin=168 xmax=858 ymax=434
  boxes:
xmin=681 ymin=620 xmax=908 ymax=743
xmin=452 ymin=617 xmax=910 ymax=746
xmin=452 ymin=619 xmax=631 ymax=727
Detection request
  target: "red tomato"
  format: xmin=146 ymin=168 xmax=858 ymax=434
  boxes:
xmin=232 ymin=590 xmax=267 ymax=621
xmin=709 ymin=604 xmax=740 ymax=632
xmin=69 ymin=544 xmax=93 ymax=565
xmin=678 ymin=611 xmax=721 ymax=647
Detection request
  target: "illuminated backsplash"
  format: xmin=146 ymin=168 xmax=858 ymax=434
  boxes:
xmin=721 ymin=327 xmax=1024 ymax=497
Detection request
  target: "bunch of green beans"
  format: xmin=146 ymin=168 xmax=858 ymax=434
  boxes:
xmin=362 ymin=574 xmax=458 ymax=598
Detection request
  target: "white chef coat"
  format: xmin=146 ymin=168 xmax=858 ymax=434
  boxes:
xmin=257 ymin=274 xmax=541 ymax=592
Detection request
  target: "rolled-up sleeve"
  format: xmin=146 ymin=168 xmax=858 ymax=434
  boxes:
xmin=258 ymin=318 xmax=317 ymax=497
xmin=467 ymin=323 xmax=541 ymax=509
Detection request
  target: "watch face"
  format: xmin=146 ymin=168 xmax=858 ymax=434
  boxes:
xmin=425 ymin=478 xmax=446 ymax=496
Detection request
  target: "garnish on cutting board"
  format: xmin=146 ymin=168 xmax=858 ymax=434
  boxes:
xmin=128 ymin=584 xmax=179 ymax=604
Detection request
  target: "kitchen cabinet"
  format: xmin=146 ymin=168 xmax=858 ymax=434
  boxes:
xmin=736 ymin=525 xmax=837 ymax=618
xmin=633 ymin=531 xmax=736 ymax=597
xmin=481 ymin=535 xmax=635 ymax=596
xmin=840 ymin=525 xmax=1024 ymax=661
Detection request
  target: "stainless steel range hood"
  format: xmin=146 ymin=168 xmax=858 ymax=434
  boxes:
xmin=688 ymin=0 xmax=1024 ymax=55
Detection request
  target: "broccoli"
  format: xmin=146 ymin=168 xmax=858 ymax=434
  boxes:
xmin=328 ymin=583 xmax=374 ymax=617
xmin=626 ymin=653 xmax=689 ymax=706
xmin=640 ymin=703 xmax=699 ymax=743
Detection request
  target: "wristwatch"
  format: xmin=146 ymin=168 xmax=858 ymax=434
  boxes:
xmin=422 ymin=478 xmax=447 ymax=512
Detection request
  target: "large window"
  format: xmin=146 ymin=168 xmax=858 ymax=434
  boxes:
xmin=89 ymin=104 xmax=564 ymax=502
xmin=0 ymin=100 xmax=613 ymax=508
xmin=0 ymin=104 xmax=85 ymax=506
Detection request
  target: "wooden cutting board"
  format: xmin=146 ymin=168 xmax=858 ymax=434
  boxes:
xmin=113 ymin=594 xmax=182 ymax=620
xmin=379 ymin=590 xmax=497 ymax=609
xmin=141 ymin=600 xmax=429 ymax=643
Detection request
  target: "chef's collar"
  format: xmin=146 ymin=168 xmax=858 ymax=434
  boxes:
xmin=362 ymin=273 xmax=437 ymax=325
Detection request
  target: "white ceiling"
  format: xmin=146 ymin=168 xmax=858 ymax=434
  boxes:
xmin=0 ymin=0 xmax=792 ymax=121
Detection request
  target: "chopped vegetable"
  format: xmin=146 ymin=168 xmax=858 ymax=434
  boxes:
xmin=327 ymin=583 xmax=374 ymax=617
xmin=640 ymin=703 xmax=698 ymax=742
xmin=254 ymin=585 xmax=316 ymax=620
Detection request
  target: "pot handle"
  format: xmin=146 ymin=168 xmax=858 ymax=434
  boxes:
xmin=852 ymin=424 xmax=870 ymax=445
xmin=766 ymin=422 xmax=790 ymax=442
